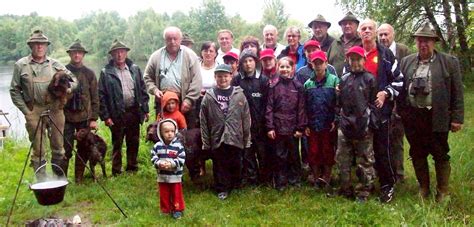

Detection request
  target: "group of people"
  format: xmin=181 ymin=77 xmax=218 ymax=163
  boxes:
xmin=10 ymin=11 xmax=464 ymax=220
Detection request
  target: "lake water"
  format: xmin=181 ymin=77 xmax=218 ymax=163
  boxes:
xmin=0 ymin=64 xmax=27 ymax=139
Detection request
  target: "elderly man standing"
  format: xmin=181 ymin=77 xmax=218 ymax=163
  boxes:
xmin=327 ymin=12 xmax=362 ymax=76
xmin=356 ymin=19 xmax=403 ymax=203
xmin=399 ymin=22 xmax=463 ymax=202
xmin=308 ymin=14 xmax=335 ymax=52
xmin=99 ymin=39 xmax=149 ymax=176
xmin=10 ymin=30 xmax=75 ymax=178
xmin=215 ymin=29 xmax=240 ymax=65
xmin=63 ymin=40 xmax=100 ymax=180
xmin=377 ymin=23 xmax=411 ymax=183
xmin=261 ymin=25 xmax=286 ymax=57
xmin=144 ymin=26 xmax=202 ymax=128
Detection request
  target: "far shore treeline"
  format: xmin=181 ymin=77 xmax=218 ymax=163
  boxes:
xmin=0 ymin=0 xmax=472 ymax=71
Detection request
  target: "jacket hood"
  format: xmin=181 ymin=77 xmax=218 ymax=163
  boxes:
xmin=161 ymin=91 xmax=181 ymax=111
xmin=157 ymin=118 xmax=179 ymax=144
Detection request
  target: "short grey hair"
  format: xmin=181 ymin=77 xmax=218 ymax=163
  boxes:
xmin=263 ymin=25 xmax=278 ymax=35
xmin=284 ymin=26 xmax=301 ymax=37
xmin=163 ymin=26 xmax=183 ymax=39
xmin=358 ymin=19 xmax=377 ymax=33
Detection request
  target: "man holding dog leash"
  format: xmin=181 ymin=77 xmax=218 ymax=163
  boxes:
xmin=10 ymin=30 xmax=76 ymax=179
xmin=63 ymin=40 xmax=100 ymax=182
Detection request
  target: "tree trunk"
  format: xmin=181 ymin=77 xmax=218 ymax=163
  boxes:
xmin=422 ymin=1 xmax=448 ymax=50
xmin=453 ymin=0 xmax=471 ymax=73
xmin=441 ymin=0 xmax=456 ymax=52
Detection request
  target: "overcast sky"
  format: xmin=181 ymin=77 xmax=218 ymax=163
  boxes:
xmin=1 ymin=0 xmax=347 ymax=33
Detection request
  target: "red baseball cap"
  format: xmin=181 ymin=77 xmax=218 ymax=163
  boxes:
xmin=260 ymin=49 xmax=275 ymax=60
xmin=223 ymin=51 xmax=239 ymax=61
xmin=310 ymin=50 xmax=327 ymax=62
xmin=346 ymin=46 xmax=365 ymax=58
xmin=303 ymin=40 xmax=321 ymax=50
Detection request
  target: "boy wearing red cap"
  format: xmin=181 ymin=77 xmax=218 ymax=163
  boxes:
xmin=335 ymin=46 xmax=377 ymax=202
xmin=304 ymin=51 xmax=339 ymax=190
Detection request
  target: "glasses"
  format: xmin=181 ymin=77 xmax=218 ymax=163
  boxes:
xmin=287 ymin=35 xmax=300 ymax=38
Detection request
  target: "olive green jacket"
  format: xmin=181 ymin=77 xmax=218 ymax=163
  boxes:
xmin=399 ymin=51 xmax=464 ymax=132
xmin=327 ymin=35 xmax=362 ymax=76
xmin=10 ymin=55 xmax=75 ymax=115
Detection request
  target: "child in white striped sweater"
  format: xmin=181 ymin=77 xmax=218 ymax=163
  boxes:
xmin=150 ymin=119 xmax=186 ymax=219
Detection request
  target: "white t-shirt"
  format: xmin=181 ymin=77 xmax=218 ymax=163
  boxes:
xmin=200 ymin=63 xmax=217 ymax=90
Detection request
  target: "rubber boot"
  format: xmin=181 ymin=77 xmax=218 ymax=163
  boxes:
xmin=52 ymin=156 xmax=68 ymax=178
xmin=412 ymin=158 xmax=431 ymax=199
xmin=31 ymin=160 xmax=47 ymax=181
xmin=435 ymin=160 xmax=451 ymax=202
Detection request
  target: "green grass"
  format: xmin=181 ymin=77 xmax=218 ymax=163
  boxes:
xmin=1 ymin=77 xmax=473 ymax=225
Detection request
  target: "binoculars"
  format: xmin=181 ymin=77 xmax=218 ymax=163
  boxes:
xmin=410 ymin=77 xmax=430 ymax=95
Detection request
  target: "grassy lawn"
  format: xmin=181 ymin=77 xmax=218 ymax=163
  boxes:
xmin=1 ymin=77 xmax=473 ymax=226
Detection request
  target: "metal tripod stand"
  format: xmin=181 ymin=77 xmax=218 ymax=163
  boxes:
xmin=6 ymin=110 xmax=127 ymax=226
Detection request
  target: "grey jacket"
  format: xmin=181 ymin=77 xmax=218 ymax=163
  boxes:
xmin=200 ymin=86 xmax=251 ymax=150
xmin=399 ymin=51 xmax=464 ymax=132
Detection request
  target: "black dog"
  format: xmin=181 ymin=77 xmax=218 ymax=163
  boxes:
xmin=75 ymin=128 xmax=107 ymax=183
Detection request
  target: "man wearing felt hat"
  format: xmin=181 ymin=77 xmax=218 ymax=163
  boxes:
xmin=327 ymin=12 xmax=362 ymax=76
xmin=62 ymin=39 xmax=100 ymax=180
xmin=398 ymin=22 xmax=464 ymax=202
xmin=308 ymin=14 xmax=335 ymax=52
xmin=10 ymin=30 xmax=76 ymax=178
xmin=99 ymin=39 xmax=150 ymax=176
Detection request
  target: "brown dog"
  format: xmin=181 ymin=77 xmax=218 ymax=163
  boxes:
xmin=46 ymin=70 xmax=72 ymax=108
xmin=145 ymin=121 xmax=160 ymax=143
xmin=75 ymin=128 xmax=107 ymax=183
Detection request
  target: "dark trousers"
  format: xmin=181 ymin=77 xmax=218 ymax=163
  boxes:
xmin=242 ymin=137 xmax=268 ymax=185
xmin=158 ymin=182 xmax=185 ymax=213
xmin=273 ymin=135 xmax=302 ymax=188
xmin=402 ymin=107 xmax=450 ymax=163
xmin=110 ymin=107 xmax=140 ymax=175
xmin=212 ymin=144 xmax=242 ymax=193
xmin=373 ymin=120 xmax=396 ymax=187
xmin=63 ymin=121 xmax=88 ymax=160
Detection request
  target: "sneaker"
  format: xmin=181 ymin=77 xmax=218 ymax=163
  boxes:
xmin=172 ymin=211 xmax=183 ymax=219
xmin=217 ymin=192 xmax=228 ymax=200
xmin=379 ymin=185 xmax=395 ymax=203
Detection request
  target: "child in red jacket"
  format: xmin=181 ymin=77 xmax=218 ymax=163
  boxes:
xmin=159 ymin=91 xmax=187 ymax=130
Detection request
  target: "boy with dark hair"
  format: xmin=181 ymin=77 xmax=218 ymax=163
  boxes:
xmin=231 ymin=49 xmax=269 ymax=186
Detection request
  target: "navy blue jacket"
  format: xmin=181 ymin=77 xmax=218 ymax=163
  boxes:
xmin=232 ymin=71 xmax=269 ymax=138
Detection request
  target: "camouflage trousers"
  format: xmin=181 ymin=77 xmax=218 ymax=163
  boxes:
xmin=391 ymin=113 xmax=405 ymax=179
xmin=336 ymin=130 xmax=376 ymax=198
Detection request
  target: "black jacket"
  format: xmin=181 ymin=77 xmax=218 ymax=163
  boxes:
xmin=98 ymin=58 xmax=149 ymax=123
xmin=337 ymin=71 xmax=378 ymax=139
xmin=232 ymin=71 xmax=269 ymax=139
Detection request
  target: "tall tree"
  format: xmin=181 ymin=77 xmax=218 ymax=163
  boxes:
xmin=337 ymin=0 xmax=472 ymax=72
xmin=261 ymin=0 xmax=289 ymax=37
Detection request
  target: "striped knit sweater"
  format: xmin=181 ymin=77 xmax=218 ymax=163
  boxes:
xmin=150 ymin=119 xmax=186 ymax=183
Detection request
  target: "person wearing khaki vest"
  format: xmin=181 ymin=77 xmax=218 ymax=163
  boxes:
xmin=10 ymin=30 xmax=76 ymax=179
xmin=399 ymin=23 xmax=464 ymax=202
